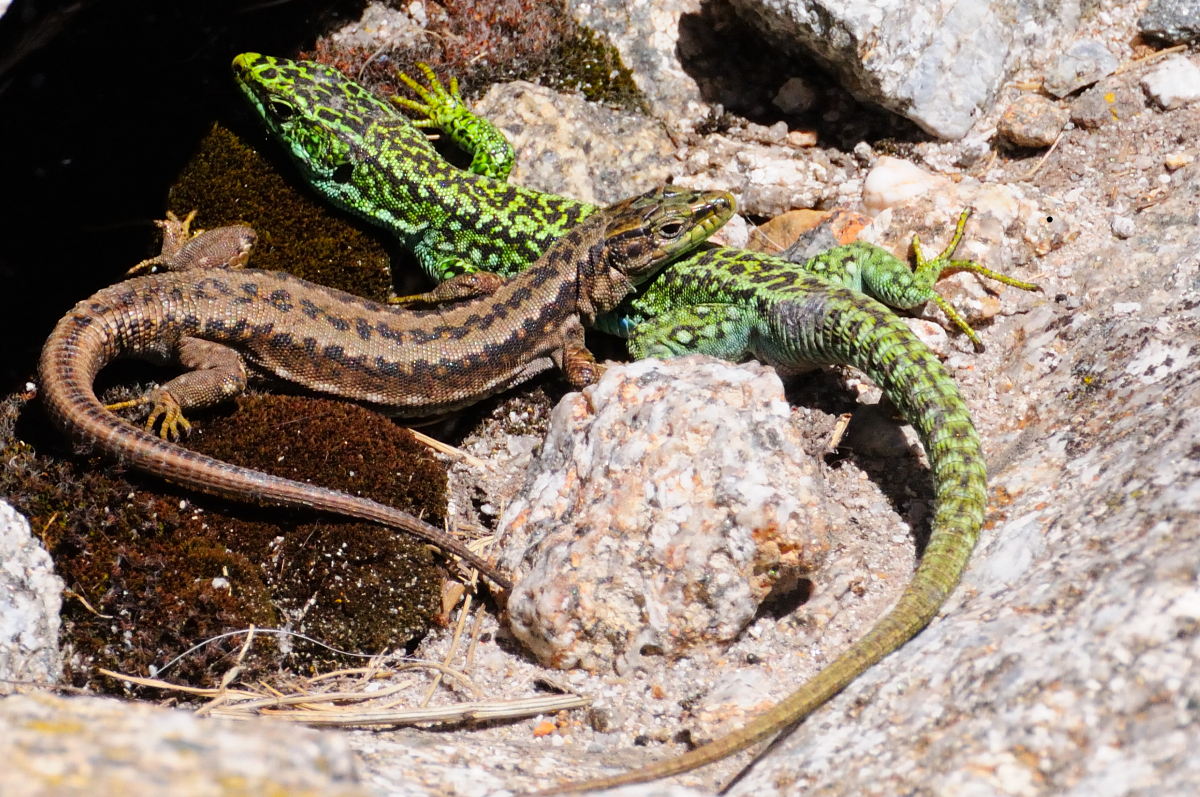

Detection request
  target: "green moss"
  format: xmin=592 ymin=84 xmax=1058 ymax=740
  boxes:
xmin=168 ymin=124 xmax=394 ymax=302
xmin=540 ymin=26 xmax=646 ymax=111
xmin=187 ymin=394 xmax=447 ymax=522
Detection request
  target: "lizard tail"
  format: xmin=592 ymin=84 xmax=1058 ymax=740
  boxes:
xmin=38 ymin=286 xmax=512 ymax=591
xmin=534 ymin=286 xmax=984 ymax=793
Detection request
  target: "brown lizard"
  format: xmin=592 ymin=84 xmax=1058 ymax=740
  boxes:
xmin=38 ymin=187 xmax=734 ymax=591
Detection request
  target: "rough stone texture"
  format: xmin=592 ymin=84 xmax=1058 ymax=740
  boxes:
xmin=476 ymin=79 xmax=860 ymax=217
xmin=1043 ymin=38 xmax=1119 ymax=99
xmin=1139 ymin=0 xmax=1200 ymax=44
xmin=0 ymin=499 xmax=63 ymax=686
xmin=723 ymin=189 xmax=1200 ymax=796
xmin=998 ymin=94 xmax=1071 ymax=148
xmin=723 ymin=0 xmax=1076 ymax=140
xmin=861 ymin=155 xmax=950 ymax=213
xmin=474 ymin=81 xmax=678 ymax=206
xmin=671 ymin=131 xmax=840 ymax=216
xmin=1140 ymin=55 xmax=1200 ymax=111
xmin=498 ymin=357 xmax=833 ymax=673
xmin=1070 ymin=77 xmax=1147 ymax=129
xmin=0 ymin=691 xmax=371 ymax=796
xmin=568 ymin=0 xmax=707 ymax=131
xmin=329 ymin=2 xmax=427 ymax=51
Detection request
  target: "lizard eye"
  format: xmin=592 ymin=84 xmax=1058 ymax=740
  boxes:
xmin=268 ymin=99 xmax=297 ymax=120
xmin=332 ymin=163 xmax=354 ymax=183
xmin=658 ymin=221 xmax=685 ymax=238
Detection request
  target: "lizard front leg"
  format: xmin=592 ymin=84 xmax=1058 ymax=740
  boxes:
xmin=552 ymin=315 xmax=605 ymax=388
xmin=393 ymin=62 xmax=516 ymax=179
xmin=107 ymin=337 xmax=248 ymax=440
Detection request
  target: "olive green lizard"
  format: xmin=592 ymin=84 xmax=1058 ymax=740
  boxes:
xmin=232 ymin=53 xmax=1040 ymax=791
xmin=39 ymin=185 xmax=733 ymax=594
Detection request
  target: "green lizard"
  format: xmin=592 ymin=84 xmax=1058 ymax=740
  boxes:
xmin=232 ymin=53 xmax=1041 ymax=791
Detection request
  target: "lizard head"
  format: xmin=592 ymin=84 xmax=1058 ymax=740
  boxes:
xmin=600 ymin=186 xmax=736 ymax=285
xmin=232 ymin=54 xmax=436 ymax=213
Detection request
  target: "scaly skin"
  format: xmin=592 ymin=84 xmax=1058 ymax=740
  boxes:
xmin=232 ymin=53 xmax=1034 ymax=790
xmin=39 ymin=186 xmax=732 ymax=595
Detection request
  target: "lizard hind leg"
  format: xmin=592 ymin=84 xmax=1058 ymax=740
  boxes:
xmin=107 ymin=338 xmax=249 ymax=441
xmin=910 ymin=208 xmax=1043 ymax=351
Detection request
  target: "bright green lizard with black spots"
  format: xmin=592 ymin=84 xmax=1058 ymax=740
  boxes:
xmin=232 ymin=53 xmax=1043 ymax=792
xmin=39 ymin=186 xmax=733 ymax=595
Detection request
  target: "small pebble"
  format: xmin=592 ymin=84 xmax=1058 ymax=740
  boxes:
xmin=862 ymin=157 xmax=949 ymax=212
xmin=1111 ymin=215 xmax=1136 ymax=239
xmin=1140 ymin=55 xmax=1200 ymax=110
xmin=774 ymin=76 xmax=817 ymax=114
xmin=998 ymin=95 xmax=1069 ymax=147
xmin=1044 ymin=39 xmax=1119 ymax=98
xmin=747 ymin=209 xmax=829 ymax=253
xmin=1070 ymin=80 xmax=1145 ymax=128
xmin=1165 ymin=152 xmax=1195 ymax=170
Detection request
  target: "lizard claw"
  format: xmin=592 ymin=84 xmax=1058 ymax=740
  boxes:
xmin=392 ymin=62 xmax=462 ymax=128
xmin=144 ymin=391 xmax=192 ymax=441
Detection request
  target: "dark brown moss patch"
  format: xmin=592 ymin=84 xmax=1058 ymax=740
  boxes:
xmin=305 ymin=1 xmax=645 ymax=112
xmin=1 ymin=390 xmax=279 ymax=691
xmin=187 ymin=393 xmax=447 ymax=522
xmin=168 ymin=124 xmax=394 ymax=302
xmin=186 ymin=394 xmax=449 ymax=663
xmin=1 ymin=387 xmax=448 ymax=691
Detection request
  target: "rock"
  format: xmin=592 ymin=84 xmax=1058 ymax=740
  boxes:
xmin=1111 ymin=214 xmax=1137 ymax=239
xmin=777 ymin=208 xmax=871 ymax=262
xmin=720 ymin=0 xmax=1077 ymax=140
xmin=0 ymin=692 xmax=371 ymax=796
xmin=1043 ymin=38 xmax=1120 ymax=98
xmin=498 ymin=357 xmax=833 ymax=673
xmin=746 ymin=208 xmax=830 ymax=253
xmin=1165 ymin=151 xmax=1195 ymax=170
xmin=862 ymin=156 xmax=950 ymax=212
xmin=1070 ymin=78 xmax=1146 ymax=128
xmin=675 ymin=133 xmax=833 ymax=217
xmin=1140 ymin=54 xmax=1200 ymax=110
xmin=474 ymin=81 xmax=677 ymax=206
xmin=773 ymin=76 xmax=818 ymax=114
xmin=476 ymin=80 xmax=837 ymax=218
xmin=1139 ymin=0 xmax=1200 ymax=44
xmin=743 ymin=120 xmax=789 ymax=146
xmin=568 ymin=0 xmax=710 ymax=130
xmin=998 ymin=94 xmax=1069 ymax=147
xmin=330 ymin=2 xmax=426 ymax=51
xmin=0 ymin=500 xmax=63 ymax=685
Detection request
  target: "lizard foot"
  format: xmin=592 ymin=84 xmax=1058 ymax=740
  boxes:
xmin=126 ymin=211 xmax=199 ymax=276
xmin=108 ymin=391 xmax=191 ymax=440
xmin=392 ymin=62 xmax=464 ymax=129
xmin=110 ymin=390 xmax=193 ymax=441
xmin=912 ymin=208 xmax=1044 ymax=351
xmin=392 ymin=62 xmax=514 ymax=179
xmin=145 ymin=391 xmax=192 ymax=441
